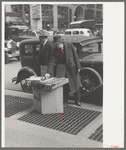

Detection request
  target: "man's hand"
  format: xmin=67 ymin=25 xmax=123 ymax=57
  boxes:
xmin=45 ymin=73 xmax=50 ymax=79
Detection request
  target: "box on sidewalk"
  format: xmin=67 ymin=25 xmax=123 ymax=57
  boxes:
xmin=32 ymin=77 xmax=69 ymax=114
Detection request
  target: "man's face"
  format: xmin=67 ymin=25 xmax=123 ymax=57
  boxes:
xmin=39 ymin=36 xmax=47 ymax=43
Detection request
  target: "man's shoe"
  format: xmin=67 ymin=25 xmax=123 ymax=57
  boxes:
xmin=63 ymin=99 xmax=68 ymax=106
xmin=63 ymin=102 xmax=67 ymax=106
xmin=75 ymin=101 xmax=81 ymax=106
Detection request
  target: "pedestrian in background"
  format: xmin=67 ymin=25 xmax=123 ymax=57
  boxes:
xmin=38 ymin=30 xmax=53 ymax=75
xmin=45 ymin=35 xmax=81 ymax=106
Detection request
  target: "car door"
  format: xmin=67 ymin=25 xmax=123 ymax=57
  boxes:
xmin=21 ymin=43 xmax=40 ymax=75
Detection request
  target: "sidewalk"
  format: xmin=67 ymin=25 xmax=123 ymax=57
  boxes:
xmin=4 ymin=89 xmax=103 ymax=148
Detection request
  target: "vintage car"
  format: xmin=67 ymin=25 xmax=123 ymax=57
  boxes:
xmin=6 ymin=25 xmax=29 ymax=42
xmin=5 ymin=39 xmax=20 ymax=64
xmin=64 ymin=28 xmax=93 ymax=37
xmin=5 ymin=24 xmax=29 ymax=63
xmin=12 ymin=35 xmax=103 ymax=100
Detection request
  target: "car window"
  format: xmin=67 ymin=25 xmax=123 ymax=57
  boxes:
xmin=87 ymin=30 xmax=92 ymax=36
xmin=9 ymin=28 xmax=18 ymax=35
xmin=36 ymin=44 xmax=40 ymax=51
xmin=82 ymin=43 xmax=99 ymax=53
xmin=80 ymin=31 xmax=84 ymax=34
xmin=24 ymin=44 xmax=34 ymax=56
xmin=73 ymin=31 xmax=79 ymax=35
xmin=87 ymin=30 xmax=91 ymax=33
xmin=19 ymin=29 xmax=28 ymax=36
xmin=65 ymin=31 xmax=71 ymax=35
xmin=35 ymin=44 xmax=40 ymax=57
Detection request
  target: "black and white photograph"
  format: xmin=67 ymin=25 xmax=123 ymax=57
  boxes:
xmin=2 ymin=1 xmax=124 ymax=148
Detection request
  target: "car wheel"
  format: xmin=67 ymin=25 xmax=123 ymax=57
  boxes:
xmin=20 ymin=72 xmax=33 ymax=93
xmin=5 ymin=52 xmax=9 ymax=64
xmin=79 ymin=68 xmax=102 ymax=98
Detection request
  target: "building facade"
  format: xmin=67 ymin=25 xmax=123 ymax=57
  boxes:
xmin=5 ymin=4 xmax=103 ymax=31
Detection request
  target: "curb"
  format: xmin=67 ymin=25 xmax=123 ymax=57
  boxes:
xmin=5 ymin=89 xmax=33 ymax=99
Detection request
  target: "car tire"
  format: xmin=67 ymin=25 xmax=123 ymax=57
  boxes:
xmin=20 ymin=72 xmax=33 ymax=93
xmin=79 ymin=68 xmax=102 ymax=99
xmin=5 ymin=52 xmax=9 ymax=64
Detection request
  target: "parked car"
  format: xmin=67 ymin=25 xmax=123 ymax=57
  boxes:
xmin=12 ymin=35 xmax=103 ymax=99
xmin=27 ymin=30 xmax=42 ymax=37
xmin=6 ymin=25 xmax=29 ymax=42
xmin=64 ymin=28 xmax=93 ymax=37
xmin=5 ymin=39 xmax=20 ymax=64
xmin=5 ymin=24 xmax=29 ymax=63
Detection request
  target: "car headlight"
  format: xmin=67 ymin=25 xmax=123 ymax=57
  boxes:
xmin=7 ymin=43 xmax=12 ymax=48
xmin=16 ymin=42 xmax=20 ymax=47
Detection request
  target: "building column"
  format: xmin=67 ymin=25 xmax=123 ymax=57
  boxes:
xmin=30 ymin=4 xmax=42 ymax=30
xmin=94 ymin=5 xmax=97 ymax=19
xmin=37 ymin=4 xmax=42 ymax=30
xmin=53 ymin=5 xmax=58 ymax=30
xmin=5 ymin=4 xmax=12 ymax=12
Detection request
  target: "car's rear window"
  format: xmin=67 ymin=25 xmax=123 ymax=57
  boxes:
xmin=9 ymin=28 xmax=18 ymax=35
xmin=35 ymin=44 xmax=40 ymax=57
xmin=82 ymin=43 xmax=99 ymax=53
xmin=78 ymin=42 xmax=102 ymax=58
xmin=24 ymin=44 xmax=34 ymax=56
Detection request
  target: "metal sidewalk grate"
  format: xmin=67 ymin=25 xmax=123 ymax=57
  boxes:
xmin=88 ymin=124 xmax=103 ymax=142
xmin=18 ymin=106 xmax=101 ymax=135
xmin=5 ymin=95 xmax=33 ymax=118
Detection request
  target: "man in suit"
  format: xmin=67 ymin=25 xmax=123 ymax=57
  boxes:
xmin=38 ymin=30 xmax=53 ymax=75
xmin=45 ymin=35 xmax=81 ymax=106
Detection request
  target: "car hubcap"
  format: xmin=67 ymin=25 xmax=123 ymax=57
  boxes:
xmin=80 ymin=75 xmax=95 ymax=94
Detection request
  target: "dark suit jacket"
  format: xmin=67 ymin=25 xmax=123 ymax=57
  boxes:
xmin=38 ymin=40 xmax=53 ymax=65
xmin=47 ymin=42 xmax=81 ymax=93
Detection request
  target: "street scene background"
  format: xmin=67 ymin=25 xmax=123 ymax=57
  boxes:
xmin=3 ymin=2 xmax=124 ymax=148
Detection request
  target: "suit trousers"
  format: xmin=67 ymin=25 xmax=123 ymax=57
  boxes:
xmin=63 ymin=83 xmax=80 ymax=104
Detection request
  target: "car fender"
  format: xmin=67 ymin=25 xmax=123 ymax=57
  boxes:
xmin=80 ymin=67 xmax=103 ymax=84
xmin=16 ymin=67 xmax=37 ymax=84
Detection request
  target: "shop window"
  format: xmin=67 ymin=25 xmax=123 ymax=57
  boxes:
xmin=58 ymin=21 xmax=68 ymax=30
xmin=58 ymin=6 xmax=68 ymax=19
xmin=41 ymin=5 xmax=53 ymax=18
xmin=96 ymin=4 xmax=103 ymax=9
xmin=85 ymin=9 xmax=94 ymax=19
xmin=11 ymin=4 xmax=30 ymax=26
xmin=96 ymin=11 xmax=102 ymax=19
xmin=87 ymin=4 xmax=95 ymax=8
